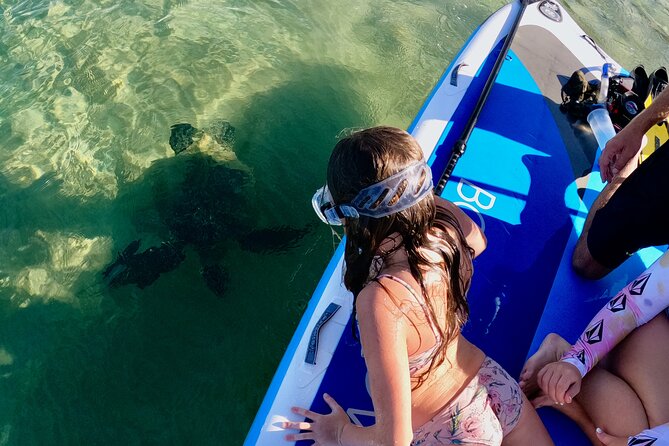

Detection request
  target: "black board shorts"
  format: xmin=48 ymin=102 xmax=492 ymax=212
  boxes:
xmin=587 ymin=139 xmax=669 ymax=269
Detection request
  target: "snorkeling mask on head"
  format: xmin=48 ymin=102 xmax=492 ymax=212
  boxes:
xmin=311 ymin=160 xmax=433 ymax=226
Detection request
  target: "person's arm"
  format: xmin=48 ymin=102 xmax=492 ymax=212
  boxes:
xmin=284 ymin=283 xmax=414 ymax=446
xmin=340 ymin=283 xmax=414 ymax=445
xmin=434 ymin=196 xmax=487 ymax=258
xmin=537 ymin=250 xmax=669 ymax=405
xmin=561 ymin=250 xmax=669 ymax=378
xmin=600 ymin=87 xmax=669 ymax=182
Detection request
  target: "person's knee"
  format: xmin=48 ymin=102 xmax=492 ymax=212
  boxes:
xmin=571 ymin=241 xmax=610 ymax=280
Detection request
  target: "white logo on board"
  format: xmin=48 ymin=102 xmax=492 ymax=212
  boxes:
xmin=453 ymin=179 xmax=496 ymax=231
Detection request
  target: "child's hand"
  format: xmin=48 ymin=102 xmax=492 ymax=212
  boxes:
xmin=283 ymin=393 xmax=350 ymax=445
xmin=537 ymin=361 xmax=582 ymax=404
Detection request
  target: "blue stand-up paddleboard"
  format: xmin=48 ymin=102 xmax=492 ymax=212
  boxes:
xmin=246 ymin=1 xmax=664 ymax=445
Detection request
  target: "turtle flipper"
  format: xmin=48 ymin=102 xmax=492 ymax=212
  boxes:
xmin=201 ymin=264 xmax=229 ymax=297
xmin=103 ymin=241 xmax=185 ymax=289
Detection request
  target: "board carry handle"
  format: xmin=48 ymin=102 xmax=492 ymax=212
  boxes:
xmin=434 ymin=0 xmax=538 ymax=196
xmin=305 ymin=302 xmax=342 ymax=365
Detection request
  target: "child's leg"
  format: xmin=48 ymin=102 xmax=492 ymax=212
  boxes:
xmin=501 ymin=394 xmax=553 ymax=446
xmin=520 ymin=333 xmax=649 ymax=439
xmin=609 ymin=313 xmax=669 ymax=427
xmin=532 ymin=393 xmax=599 ymax=445
xmin=574 ymin=365 xmax=648 ymax=437
xmin=520 ymin=333 xmax=571 ymax=397
xmin=529 ymin=364 xmax=648 ymax=442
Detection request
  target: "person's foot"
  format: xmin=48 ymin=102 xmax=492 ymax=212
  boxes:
xmin=519 ymin=333 xmax=571 ymax=398
xmin=532 ymin=388 xmax=601 ymax=446
xmin=531 ymin=391 xmax=552 ymax=409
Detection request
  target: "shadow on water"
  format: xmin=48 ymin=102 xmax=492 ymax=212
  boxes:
xmin=0 ymin=61 xmax=370 ymax=445
xmin=219 ymin=61 xmax=373 ymax=440
xmin=229 ymin=62 xmax=375 ymax=210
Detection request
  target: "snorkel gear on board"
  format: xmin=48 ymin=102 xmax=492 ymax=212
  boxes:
xmin=312 ymin=160 xmax=433 ymax=226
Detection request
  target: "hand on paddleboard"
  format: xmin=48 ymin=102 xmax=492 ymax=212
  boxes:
xmin=283 ymin=393 xmax=350 ymax=445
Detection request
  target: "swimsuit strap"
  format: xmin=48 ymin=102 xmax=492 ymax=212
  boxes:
xmin=375 ymin=273 xmax=441 ymax=374
xmin=376 ymin=274 xmax=422 ymax=301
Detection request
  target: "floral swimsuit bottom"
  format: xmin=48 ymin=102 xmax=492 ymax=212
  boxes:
xmin=411 ymin=356 xmax=524 ymax=446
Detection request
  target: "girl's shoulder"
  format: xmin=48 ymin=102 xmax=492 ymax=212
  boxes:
xmin=356 ymin=278 xmax=407 ymax=323
xmin=359 ymin=270 xmax=433 ymax=322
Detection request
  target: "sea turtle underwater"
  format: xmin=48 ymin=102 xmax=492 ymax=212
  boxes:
xmin=102 ymin=240 xmax=186 ymax=289
xmin=103 ymin=121 xmax=313 ymax=296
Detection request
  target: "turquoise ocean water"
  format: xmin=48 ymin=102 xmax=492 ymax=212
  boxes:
xmin=0 ymin=1 xmax=667 ymax=444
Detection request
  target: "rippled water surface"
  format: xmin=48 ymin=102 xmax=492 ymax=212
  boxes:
xmin=0 ymin=0 xmax=667 ymax=444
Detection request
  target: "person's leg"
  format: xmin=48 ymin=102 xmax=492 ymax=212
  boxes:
xmin=609 ymin=313 xmax=669 ymax=427
xmin=502 ymin=395 xmax=553 ymax=446
xmin=501 ymin=393 xmax=553 ymax=446
xmin=520 ymin=333 xmax=649 ymax=438
xmin=572 ymin=160 xmax=637 ymax=279
xmin=573 ymin=140 xmax=669 ymax=279
xmin=532 ymin=392 xmax=600 ymax=445
xmin=571 ymin=171 xmax=631 ymax=279
xmin=575 ymin=365 xmax=648 ymax=436
xmin=475 ymin=357 xmax=553 ymax=445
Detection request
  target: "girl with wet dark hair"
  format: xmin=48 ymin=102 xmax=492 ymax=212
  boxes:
xmin=283 ymin=127 xmax=552 ymax=445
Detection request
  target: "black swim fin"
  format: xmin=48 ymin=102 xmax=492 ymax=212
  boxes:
xmin=647 ymin=67 xmax=667 ymax=100
xmin=630 ymin=65 xmax=649 ymax=98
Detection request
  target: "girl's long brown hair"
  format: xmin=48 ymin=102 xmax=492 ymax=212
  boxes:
xmin=326 ymin=126 xmax=473 ymax=389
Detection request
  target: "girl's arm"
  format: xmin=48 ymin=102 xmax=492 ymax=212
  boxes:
xmin=340 ymin=282 xmax=414 ymax=445
xmin=539 ymin=250 xmax=669 ymax=405
xmin=284 ymin=283 xmax=414 ymax=446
